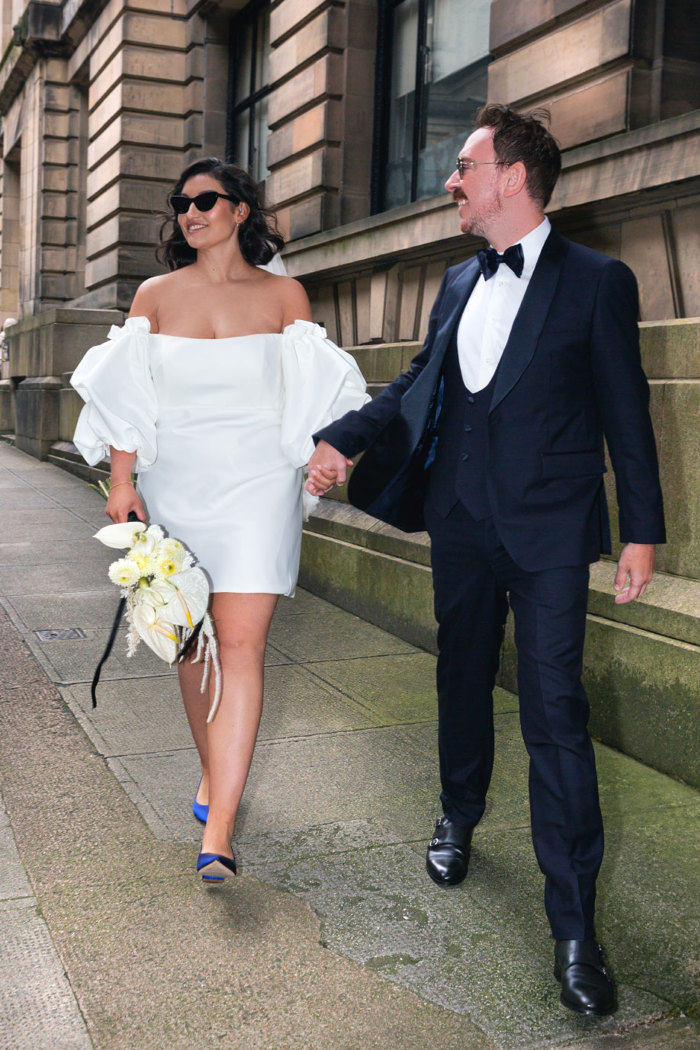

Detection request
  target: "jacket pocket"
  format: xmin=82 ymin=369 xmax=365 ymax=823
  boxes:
xmin=541 ymin=450 xmax=605 ymax=478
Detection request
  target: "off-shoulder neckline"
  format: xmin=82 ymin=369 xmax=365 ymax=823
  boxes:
xmin=126 ymin=316 xmax=319 ymax=342
xmin=153 ymin=331 xmax=283 ymax=341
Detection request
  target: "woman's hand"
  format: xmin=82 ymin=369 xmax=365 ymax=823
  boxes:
xmin=105 ymin=481 xmax=146 ymax=523
xmin=306 ymin=441 xmax=353 ymax=495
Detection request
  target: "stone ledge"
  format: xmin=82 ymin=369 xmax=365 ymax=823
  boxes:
xmin=305 ymin=498 xmax=700 ymax=647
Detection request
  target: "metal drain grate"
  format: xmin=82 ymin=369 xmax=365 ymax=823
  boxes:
xmin=34 ymin=628 xmax=87 ymax=641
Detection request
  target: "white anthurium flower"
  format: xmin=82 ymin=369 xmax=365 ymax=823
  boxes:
xmin=94 ymin=521 xmax=146 ymax=549
xmin=131 ymin=604 xmax=178 ymax=663
xmin=162 ymin=567 xmax=209 ymax=627
xmin=138 ymin=578 xmax=176 ymax=607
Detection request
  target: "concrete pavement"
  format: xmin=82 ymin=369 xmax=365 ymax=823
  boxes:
xmin=0 ymin=440 xmax=698 ymax=1050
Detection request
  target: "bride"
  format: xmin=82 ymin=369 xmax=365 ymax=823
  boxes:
xmin=71 ymin=158 xmax=367 ymax=882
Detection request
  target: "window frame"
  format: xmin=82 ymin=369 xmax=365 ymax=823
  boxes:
xmin=226 ymin=0 xmax=272 ymax=180
xmin=371 ymin=0 xmax=490 ymax=214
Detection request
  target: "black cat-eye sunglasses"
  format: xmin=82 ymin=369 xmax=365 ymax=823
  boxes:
xmin=169 ymin=191 xmax=237 ymax=215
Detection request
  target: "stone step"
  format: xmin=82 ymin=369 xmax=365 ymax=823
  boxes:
xmin=300 ymin=499 xmax=700 ymax=789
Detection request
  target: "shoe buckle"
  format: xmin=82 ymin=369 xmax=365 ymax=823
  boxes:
xmin=430 ymin=837 xmax=439 ymax=847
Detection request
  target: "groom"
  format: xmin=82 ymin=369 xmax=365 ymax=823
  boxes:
xmin=306 ymin=104 xmax=665 ymax=1015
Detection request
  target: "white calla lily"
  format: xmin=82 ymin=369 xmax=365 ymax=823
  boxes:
xmin=131 ymin=604 xmax=179 ymax=663
xmin=94 ymin=521 xmax=146 ymax=549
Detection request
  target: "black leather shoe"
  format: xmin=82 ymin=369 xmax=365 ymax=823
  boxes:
xmin=554 ymin=939 xmax=616 ymax=1016
xmin=426 ymin=815 xmax=473 ymax=887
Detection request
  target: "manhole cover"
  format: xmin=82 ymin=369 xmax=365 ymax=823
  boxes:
xmin=34 ymin=628 xmax=87 ymax=641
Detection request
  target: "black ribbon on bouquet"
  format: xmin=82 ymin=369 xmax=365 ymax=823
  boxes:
xmin=90 ymin=511 xmax=140 ymax=709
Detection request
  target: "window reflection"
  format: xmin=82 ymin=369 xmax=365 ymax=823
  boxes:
xmin=380 ymin=0 xmax=491 ymax=211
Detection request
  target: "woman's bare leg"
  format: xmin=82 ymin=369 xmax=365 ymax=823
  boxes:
xmin=178 ymin=656 xmax=211 ymax=805
xmin=200 ymin=591 xmax=278 ymax=859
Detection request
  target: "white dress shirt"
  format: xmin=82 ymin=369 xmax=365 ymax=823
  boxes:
xmin=456 ymin=217 xmax=551 ymax=392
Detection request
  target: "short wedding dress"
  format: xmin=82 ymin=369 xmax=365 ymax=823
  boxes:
xmin=71 ymin=317 xmax=369 ymax=595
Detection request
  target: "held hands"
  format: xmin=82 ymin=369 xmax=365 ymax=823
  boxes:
xmin=613 ymin=542 xmax=655 ymax=604
xmin=105 ymin=481 xmax=146 ymax=524
xmin=305 ymin=440 xmax=354 ymax=497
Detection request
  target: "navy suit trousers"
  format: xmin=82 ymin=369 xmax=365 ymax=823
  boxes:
xmin=424 ymin=499 xmax=604 ymax=940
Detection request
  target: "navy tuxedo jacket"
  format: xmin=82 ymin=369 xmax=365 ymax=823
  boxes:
xmin=315 ymin=229 xmax=666 ymax=571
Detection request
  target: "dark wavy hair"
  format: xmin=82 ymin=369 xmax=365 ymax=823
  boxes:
xmin=157 ymin=157 xmax=285 ymax=270
xmin=475 ymin=104 xmax=561 ymax=207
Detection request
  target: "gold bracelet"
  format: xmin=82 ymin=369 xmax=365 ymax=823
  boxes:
xmin=109 ymin=480 xmax=134 ymax=490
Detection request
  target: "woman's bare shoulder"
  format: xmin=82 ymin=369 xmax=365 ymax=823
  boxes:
xmin=272 ymin=275 xmax=312 ymax=323
xmin=129 ymin=271 xmax=184 ymax=328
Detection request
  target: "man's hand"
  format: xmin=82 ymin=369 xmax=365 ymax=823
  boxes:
xmin=305 ymin=440 xmax=353 ymax=496
xmin=613 ymin=543 xmax=655 ymax=604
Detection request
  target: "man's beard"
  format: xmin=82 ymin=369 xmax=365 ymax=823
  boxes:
xmin=464 ymin=190 xmax=504 ymax=240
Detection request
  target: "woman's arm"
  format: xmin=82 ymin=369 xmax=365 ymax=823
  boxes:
xmin=105 ymin=448 xmax=146 ymax=523
xmin=103 ymin=275 xmax=160 ymax=523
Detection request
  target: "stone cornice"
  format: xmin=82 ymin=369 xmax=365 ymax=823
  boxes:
xmin=0 ymin=0 xmax=110 ymax=113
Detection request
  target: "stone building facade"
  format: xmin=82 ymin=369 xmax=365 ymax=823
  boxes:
xmin=0 ymin=0 xmax=698 ymax=344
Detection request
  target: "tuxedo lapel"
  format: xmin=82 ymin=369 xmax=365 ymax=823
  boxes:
xmin=399 ymin=259 xmax=480 ymax=439
xmin=436 ymin=259 xmax=481 ymax=352
xmin=490 ymin=230 xmax=568 ymax=413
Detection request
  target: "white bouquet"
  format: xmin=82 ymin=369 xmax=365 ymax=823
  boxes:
xmin=94 ymin=520 xmax=222 ymax=721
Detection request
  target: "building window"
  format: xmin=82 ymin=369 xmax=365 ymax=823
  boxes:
xmin=228 ymin=0 xmax=271 ymax=182
xmin=373 ymin=0 xmax=491 ymax=212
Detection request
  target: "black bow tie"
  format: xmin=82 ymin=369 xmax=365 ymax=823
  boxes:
xmin=477 ymin=243 xmax=524 ymax=280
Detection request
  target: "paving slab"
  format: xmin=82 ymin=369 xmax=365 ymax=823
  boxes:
xmin=269 ymin=587 xmax=418 ymax=660
xmin=115 ymin=723 xmax=440 ymax=845
xmin=0 ymin=793 xmax=93 ymax=1050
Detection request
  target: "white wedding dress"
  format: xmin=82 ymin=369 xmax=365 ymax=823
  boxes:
xmin=71 ymin=317 xmax=368 ymax=595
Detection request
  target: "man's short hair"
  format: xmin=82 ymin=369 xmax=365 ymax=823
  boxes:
xmin=475 ymin=104 xmax=561 ymax=207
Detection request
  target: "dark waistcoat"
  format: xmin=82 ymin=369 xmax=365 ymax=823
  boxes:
xmin=426 ymin=334 xmax=500 ymax=521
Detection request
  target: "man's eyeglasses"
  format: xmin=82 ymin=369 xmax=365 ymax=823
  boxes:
xmin=169 ymin=191 xmax=237 ymax=215
xmin=456 ymin=158 xmax=508 ymax=178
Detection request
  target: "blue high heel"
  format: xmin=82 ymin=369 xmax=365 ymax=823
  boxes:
xmin=192 ymin=778 xmax=209 ymax=824
xmin=196 ymin=852 xmax=237 ymax=882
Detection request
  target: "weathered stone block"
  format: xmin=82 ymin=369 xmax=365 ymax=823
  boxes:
xmin=0 ymin=379 xmax=14 ymax=432
xmin=299 ymin=529 xmax=436 ymax=653
xmin=271 ymin=0 xmax=329 ymax=46
xmin=488 ymin=0 xmax=631 ymax=103
xmin=583 ymin=616 xmax=699 ymax=787
xmin=268 ymin=53 xmax=343 ymax=128
xmin=267 ymin=149 xmax=327 ymax=205
xmin=6 ymin=309 xmax=122 ymax=379
xmin=545 ymin=69 xmax=629 ymax=149
xmin=490 ymin=0 xmax=594 ymax=53
xmin=267 ymin=101 xmax=340 ymax=167
xmin=640 ymin=318 xmax=700 ymax=379
xmin=269 ymin=9 xmax=342 ymax=85
xmin=621 ymin=214 xmax=678 ymax=321
xmin=15 ymin=376 xmax=61 ymax=459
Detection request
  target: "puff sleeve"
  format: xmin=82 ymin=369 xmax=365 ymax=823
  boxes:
xmin=70 ymin=316 xmax=158 ymax=472
xmin=280 ymin=320 xmax=370 ymax=469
